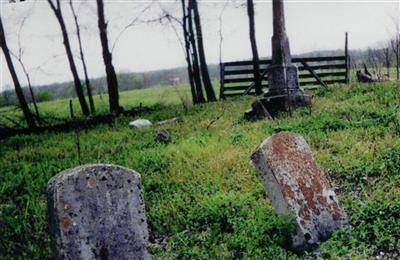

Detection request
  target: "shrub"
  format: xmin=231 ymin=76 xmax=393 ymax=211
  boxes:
xmin=37 ymin=91 xmax=54 ymax=102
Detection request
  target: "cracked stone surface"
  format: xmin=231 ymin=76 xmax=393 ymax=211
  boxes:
xmin=47 ymin=164 xmax=151 ymax=259
xmin=251 ymin=132 xmax=348 ymax=250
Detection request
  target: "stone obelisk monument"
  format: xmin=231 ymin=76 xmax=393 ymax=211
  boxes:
xmin=245 ymin=0 xmax=311 ymax=119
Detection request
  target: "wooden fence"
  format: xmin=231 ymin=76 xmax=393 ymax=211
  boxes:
xmin=220 ymin=34 xmax=350 ymax=99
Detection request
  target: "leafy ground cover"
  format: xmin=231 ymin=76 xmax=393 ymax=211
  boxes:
xmin=1 ymin=81 xmax=399 ymax=259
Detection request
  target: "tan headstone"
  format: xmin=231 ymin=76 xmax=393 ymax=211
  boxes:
xmin=251 ymin=132 xmax=348 ymax=250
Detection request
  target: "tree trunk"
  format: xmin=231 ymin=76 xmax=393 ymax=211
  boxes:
xmin=181 ymin=0 xmax=197 ymax=104
xmin=191 ymin=0 xmax=217 ymax=102
xmin=21 ymin=61 xmax=40 ymax=121
xmin=247 ymin=0 xmax=262 ymax=95
xmin=10 ymin=50 xmax=41 ymax=122
xmin=187 ymin=1 xmax=206 ymax=104
xmin=0 ymin=16 xmax=36 ymax=129
xmin=48 ymin=0 xmax=90 ymax=117
xmin=397 ymin=38 xmax=399 ymax=80
xmin=383 ymin=48 xmax=390 ymax=77
xmin=96 ymin=0 xmax=121 ymax=114
xmin=70 ymin=0 xmax=96 ymax=115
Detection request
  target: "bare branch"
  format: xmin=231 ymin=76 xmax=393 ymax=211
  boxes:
xmin=47 ymin=0 xmax=57 ymax=13
xmin=156 ymin=2 xmax=186 ymax=55
xmin=10 ymin=2 xmax=41 ymax=121
xmin=218 ymin=0 xmax=229 ymax=64
xmin=69 ymin=0 xmax=96 ymax=114
xmin=111 ymin=1 xmax=155 ymax=53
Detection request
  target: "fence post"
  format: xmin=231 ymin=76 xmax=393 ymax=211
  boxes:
xmin=219 ymin=63 xmax=225 ymax=100
xmin=345 ymin=32 xmax=350 ymax=84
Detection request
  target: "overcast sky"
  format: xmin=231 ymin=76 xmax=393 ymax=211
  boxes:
xmin=0 ymin=0 xmax=399 ymax=91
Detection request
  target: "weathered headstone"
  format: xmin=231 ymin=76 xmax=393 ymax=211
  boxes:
xmin=47 ymin=164 xmax=151 ymax=259
xmin=251 ymin=132 xmax=348 ymax=250
xmin=245 ymin=0 xmax=311 ymax=119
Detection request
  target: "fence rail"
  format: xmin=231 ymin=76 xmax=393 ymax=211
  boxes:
xmin=220 ymin=34 xmax=350 ymax=99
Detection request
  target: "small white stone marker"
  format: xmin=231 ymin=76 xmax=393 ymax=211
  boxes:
xmin=251 ymin=132 xmax=348 ymax=250
xmin=47 ymin=164 xmax=151 ymax=259
xmin=129 ymin=119 xmax=152 ymax=128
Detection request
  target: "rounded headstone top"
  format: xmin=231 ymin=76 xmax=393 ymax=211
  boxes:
xmin=46 ymin=164 xmax=150 ymax=260
xmin=47 ymin=164 xmax=142 ymax=192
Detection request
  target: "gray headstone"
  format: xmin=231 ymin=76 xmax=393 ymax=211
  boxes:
xmin=47 ymin=164 xmax=151 ymax=259
xmin=251 ymin=132 xmax=348 ymax=251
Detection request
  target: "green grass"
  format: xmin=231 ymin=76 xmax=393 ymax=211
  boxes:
xmin=0 ymin=83 xmax=195 ymax=127
xmin=1 ymin=82 xmax=400 ymax=259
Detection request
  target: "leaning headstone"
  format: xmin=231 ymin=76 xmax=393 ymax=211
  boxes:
xmin=47 ymin=164 xmax=151 ymax=259
xmin=251 ymin=132 xmax=348 ymax=251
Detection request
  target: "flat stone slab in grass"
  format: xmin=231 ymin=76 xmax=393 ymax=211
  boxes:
xmin=129 ymin=119 xmax=152 ymax=128
xmin=251 ymin=132 xmax=348 ymax=250
xmin=47 ymin=164 xmax=151 ymax=259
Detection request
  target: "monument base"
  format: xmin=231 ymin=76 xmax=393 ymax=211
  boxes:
xmin=244 ymin=64 xmax=312 ymax=120
xmin=267 ymin=64 xmax=300 ymax=96
xmin=245 ymin=93 xmax=311 ymax=120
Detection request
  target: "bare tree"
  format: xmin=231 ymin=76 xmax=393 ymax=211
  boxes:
xmin=187 ymin=0 xmax=206 ymax=103
xmin=366 ymin=48 xmax=382 ymax=76
xmin=48 ymin=0 xmax=90 ymax=116
xmin=246 ymin=0 xmax=261 ymax=95
xmin=130 ymin=1 xmax=208 ymax=104
xmin=96 ymin=0 xmax=121 ymax=114
xmin=69 ymin=0 xmax=95 ymax=114
xmin=9 ymin=51 xmax=40 ymax=121
xmin=191 ymin=0 xmax=217 ymax=102
xmin=10 ymin=10 xmax=40 ymax=122
xmin=159 ymin=3 xmax=198 ymax=104
xmin=382 ymin=47 xmax=390 ymax=78
xmin=0 ymin=16 xmax=36 ymax=129
xmin=153 ymin=1 xmax=202 ymax=104
xmin=177 ymin=0 xmax=196 ymax=103
xmin=177 ymin=0 xmax=203 ymax=104
xmin=391 ymin=34 xmax=400 ymax=80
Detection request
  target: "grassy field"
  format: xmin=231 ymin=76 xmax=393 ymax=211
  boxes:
xmin=1 ymin=82 xmax=400 ymax=259
xmin=0 ymin=83 xmax=194 ymax=127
